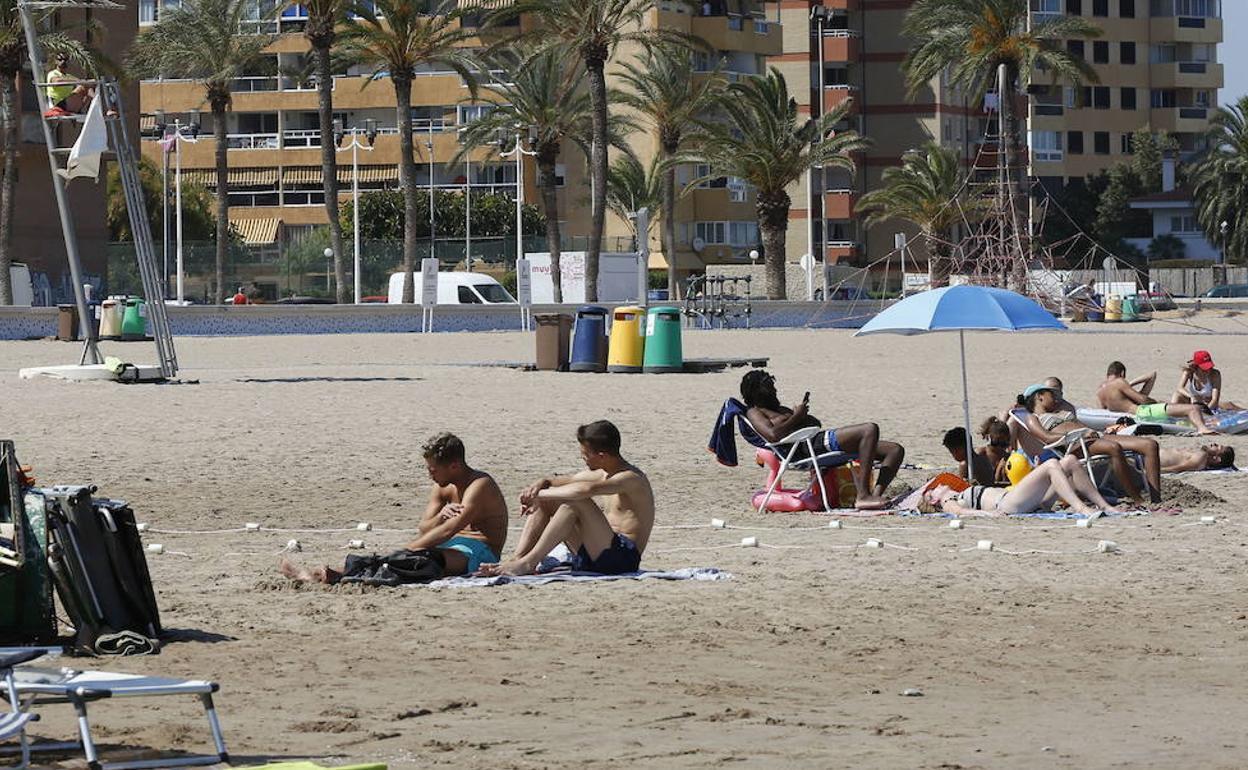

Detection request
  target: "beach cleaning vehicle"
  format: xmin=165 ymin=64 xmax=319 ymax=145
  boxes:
xmin=385 ymin=271 xmax=516 ymax=305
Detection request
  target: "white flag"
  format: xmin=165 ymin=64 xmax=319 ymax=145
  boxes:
xmin=58 ymin=95 xmax=109 ymax=181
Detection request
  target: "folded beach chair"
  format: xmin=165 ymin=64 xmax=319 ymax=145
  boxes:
xmin=709 ymin=398 xmax=855 ymax=512
xmin=0 ymin=649 xmax=44 ymax=769
xmin=9 ymin=660 xmax=228 ymax=770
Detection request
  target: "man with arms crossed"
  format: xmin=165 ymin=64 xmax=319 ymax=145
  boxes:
xmin=1097 ymin=361 xmax=1216 ymax=435
xmin=281 ymin=433 xmax=507 ymax=582
xmin=480 ymin=420 xmax=654 ymax=576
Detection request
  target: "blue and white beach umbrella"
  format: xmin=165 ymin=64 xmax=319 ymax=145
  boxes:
xmin=855 ymin=285 xmax=1067 ymax=466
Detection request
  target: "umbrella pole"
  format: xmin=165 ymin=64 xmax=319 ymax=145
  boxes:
xmin=960 ymin=330 xmax=974 ymax=479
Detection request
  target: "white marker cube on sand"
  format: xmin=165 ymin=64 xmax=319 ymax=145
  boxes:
xmin=740 ymin=536 xmax=758 ymax=547
xmin=711 ymin=518 xmax=726 ymax=529
xmin=357 ymin=522 xmax=372 ymax=531
xmin=827 ymin=520 xmax=842 ymax=529
xmin=976 ymin=540 xmax=994 ymax=551
xmin=864 ymin=538 xmax=883 ymax=549
xmin=146 ymin=543 xmax=164 ymax=555
xmin=1076 ymin=518 xmax=1092 ymax=528
xmin=1097 ymin=540 xmax=1119 ymax=553
xmin=948 ymin=519 xmax=964 ymax=529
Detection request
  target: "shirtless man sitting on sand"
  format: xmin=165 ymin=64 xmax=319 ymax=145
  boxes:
xmin=480 ymin=420 xmax=654 ymax=577
xmin=280 ymin=433 xmax=507 ymax=582
xmin=740 ymin=369 xmax=905 ymax=510
xmin=1160 ymin=444 xmax=1236 ymax=473
xmin=1097 ymin=361 xmax=1217 ymax=435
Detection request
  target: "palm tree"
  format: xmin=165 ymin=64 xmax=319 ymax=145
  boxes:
xmin=617 ymin=43 xmax=724 ymax=299
xmin=129 ymin=0 xmax=274 ymax=304
xmin=605 ymin=153 xmax=660 ymax=245
xmin=455 ymin=47 xmax=594 ymax=303
xmin=856 ymin=142 xmax=977 ymax=287
xmin=294 ymin=0 xmax=351 ymax=303
xmin=1192 ymin=97 xmax=1248 ymax=264
xmin=681 ymin=68 xmax=867 ymax=300
xmin=338 ymin=0 xmax=478 ymax=303
xmin=490 ymin=0 xmax=689 ymax=302
xmin=0 ymin=5 xmax=94 ymax=304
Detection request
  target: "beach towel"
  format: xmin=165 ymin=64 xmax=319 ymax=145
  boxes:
xmin=708 ymin=398 xmax=752 ymax=466
xmin=419 ymin=567 xmax=731 ymax=588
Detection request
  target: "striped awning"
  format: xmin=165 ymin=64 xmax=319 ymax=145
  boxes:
xmin=281 ymin=165 xmax=400 ymax=185
xmin=229 ymin=217 xmax=281 ymax=245
xmin=457 ymin=0 xmax=512 ymax=9
xmin=182 ymin=167 xmax=279 ymax=188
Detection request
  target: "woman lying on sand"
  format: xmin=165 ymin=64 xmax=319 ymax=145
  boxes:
xmin=921 ymin=455 xmax=1122 ymax=517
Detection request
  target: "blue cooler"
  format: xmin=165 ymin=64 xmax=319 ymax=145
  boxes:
xmin=569 ymin=306 xmax=608 ymax=373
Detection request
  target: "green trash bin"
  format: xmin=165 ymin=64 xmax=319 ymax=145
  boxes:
xmin=121 ymin=297 xmax=148 ymax=341
xmin=643 ymin=306 xmax=683 ymax=373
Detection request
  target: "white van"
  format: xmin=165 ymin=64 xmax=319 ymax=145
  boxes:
xmin=386 ymin=271 xmax=516 ymax=305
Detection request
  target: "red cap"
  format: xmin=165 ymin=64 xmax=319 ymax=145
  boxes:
xmin=1192 ymin=350 xmax=1214 ymax=371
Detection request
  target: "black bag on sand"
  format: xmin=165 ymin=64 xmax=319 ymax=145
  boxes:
xmin=339 ymin=549 xmax=445 ymax=586
xmin=43 ymin=485 xmax=161 ymax=655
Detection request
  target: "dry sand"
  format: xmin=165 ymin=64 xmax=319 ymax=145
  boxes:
xmin=3 ymin=310 xmax=1248 ymax=769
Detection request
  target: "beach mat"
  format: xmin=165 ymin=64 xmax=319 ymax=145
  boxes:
xmin=419 ymin=567 xmax=731 ymax=589
xmin=899 ymin=510 xmax=1147 ymax=520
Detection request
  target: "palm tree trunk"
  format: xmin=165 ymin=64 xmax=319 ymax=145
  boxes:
xmin=211 ymin=90 xmax=230 ymax=305
xmin=537 ymin=151 xmax=562 ymax=303
xmin=584 ymin=53 xmax=608 ymax=303
xmin=661 ymin=150 xmax=677 ymax=299
xmin=314 ymin=41 xmax=347 ymax=304
xmin=930 ymin=229 xmax=951 ymax=288
xmin=394 ymin=76 xmax=417 ymax=303
xmin=0 ymin=71 xmax=17 ymax=306
xmin=757 ymin=189 xmax=790 ymax=300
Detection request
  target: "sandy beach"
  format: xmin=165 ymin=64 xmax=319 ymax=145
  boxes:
xmin=3 ymin=311 xmax=1247 ymax=769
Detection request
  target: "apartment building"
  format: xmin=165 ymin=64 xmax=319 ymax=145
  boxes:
xmin=1027 ymin=0 xmax=1223 ymax=192
xmin=772 ymin=0 xmax=975 ymax=270
xmin=9 ymin=3 xmax=138 ymax=301
xmin=137 ymin=0 xmax=782 ymax=294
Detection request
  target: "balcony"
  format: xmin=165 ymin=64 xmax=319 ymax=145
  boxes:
xmin=685 ymin=12 xmax=783 ymax=56
xmin=824 ymin=190 xmax=855 ymax=220
xmin=824 ymin=242 xmax=859 ymax=264
xmin=821 ymin=30 xmax=860 ymax=63
xmin=822 ymin=0 xmax=858 ymax=9
xmin=823 ymin=85 xmax=859 ymax=114
xmin=1150 ymin=106 xmax=1211 ymax=133
xmin=1149 ymin=60 xmax=1224 ymax=89
xmin=227 ymin=133 xmax=280 ymax=150
xmin=1149 ymin=15 xmax=1222 ymax=44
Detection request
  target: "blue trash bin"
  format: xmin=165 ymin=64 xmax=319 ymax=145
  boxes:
xmin=569 ymin=305 xmax=608 ymax=373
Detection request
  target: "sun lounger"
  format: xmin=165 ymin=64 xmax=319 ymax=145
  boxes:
xmin=9 ymin=664 xmax=228 ymax=770
xmin=1007 ymin=408 xmax=1144 ymax=496
xmin=1076 ymin=407 xmax=1192 ymax=436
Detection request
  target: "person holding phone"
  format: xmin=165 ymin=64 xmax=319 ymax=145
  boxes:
xmin=738 ymin=369 xmax=906 ymax=510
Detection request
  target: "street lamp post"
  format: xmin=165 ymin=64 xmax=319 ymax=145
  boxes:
xmin=162 ymin=115 xmax=200 ymax=305
xmin=498 ymin=127 xmax=537 ymax=267
xmin=1220 ymin=220 xmax=1229 ymax=275
xmin=323 ymin=247 xmax=333 ymax=293
xmin=427 ymin=121 xmax=436 ymax=262
xmin=335 ymin=118 xmax=378 ymax=304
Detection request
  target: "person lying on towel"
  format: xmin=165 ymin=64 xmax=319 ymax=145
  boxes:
xmin=280 ymin=433 xmax=508 ymax=584
xmin=479 ymin=420 xmax=655 ymax=577
xmin=1160 ymin=444 xmax=1236 ymax=473
xmin=1097 ymin=361 xmax=1217 ymax=435
xmin=920 ymin=455 xmax=1122 ymax=517
xmin=739 ymin=369 xmax=905 ymax=510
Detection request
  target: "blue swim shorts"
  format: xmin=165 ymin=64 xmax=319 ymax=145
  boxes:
xmin=440 ymin=536 xmax=499 ymax=574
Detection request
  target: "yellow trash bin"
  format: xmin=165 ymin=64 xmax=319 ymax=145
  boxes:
xmin=607 ymin=305 xmax=646 ymax=373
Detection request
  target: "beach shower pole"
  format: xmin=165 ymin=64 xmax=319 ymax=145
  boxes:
xmin=958 ymin=329 xmax=974 ymax=473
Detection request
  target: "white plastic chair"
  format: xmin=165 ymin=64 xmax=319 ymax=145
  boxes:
xmin=0 ymin=650 xmax=45 ymax=769
xmin=739 ymin=419 xmax=854 ymax=513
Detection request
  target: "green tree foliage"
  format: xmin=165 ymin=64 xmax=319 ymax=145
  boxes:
xmin=106 ymin=156 xmax=216 ymax=242
xmin=340 ymin=189 xmax=545 ymax=243
xmin=680 ymin=68 xmax=868 ymax=299
xmin=1147 ymin=233 xmax=1185 ymax=262
xmin=605 ymin=154 xmax=660 ymax=243
xmin=1192 ymin=96 xmax=1248 ymax=264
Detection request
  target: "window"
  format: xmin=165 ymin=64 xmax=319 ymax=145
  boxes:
xmin=1170 ymin=215 xmax=1200 ymax=233
xmin=1067 ymin=40 xmax=1085 ymax=60
xmin=139 ymin=0 xmax=158 ymax=23
xmin=727 ymin=177 xmax=747 ymax=203
xmin=1032 ymin=0 xmax=1061 ymax=12
xmin=1195 ymin=89 xmax=1211 ymax=107
xmin=1094 ymin=131 xmax=1110 ymax=154
xmin=1067 ymin=130 xmax=1084 ymax=154
xmin=1093 ymin=0 xmax=1108 ymax=14
xmin=1120 ymin=41 xmax=1136 ymax=64
xmin=1151 ymin=89 xmax=1176 ymax=108
xmin=457 ymin=286 xmax=482 ymax=304
xmin=1121 ymin=87 xmax=1137 ymax=109
xmin=456 ymin=104 xmax=493 ymax=125
xmin=727 ymin=221 xmax=758 ymax=246
xmin=1032 ymin=130 xmax=1063 ymax=161
xmin=1121 ymin=133 xmax=1134 ymax=153
xmin=695 ymin=221 xmax=726 ymax=244
xmin=1120 ymin=0 xmax=1135 ymax=16
xmin=1093 ymin=41 xmax=1109 ymax=63
xmin=1150 ymin=44 xmax=1176 ymax=63
xmin=1173 ymin=0 xmax=1219 ymax=18
xmin=1066 ymin=0 xmax=1082 ymax=12
xmin=1065 ymin=86 xmax=1078 ymax=108
xmin=1093 ymin=86 xmax=1110 ymax=109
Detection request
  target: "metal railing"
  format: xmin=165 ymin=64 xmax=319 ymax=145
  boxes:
xmin=227 ymin=133 xmax=281 ymax=149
